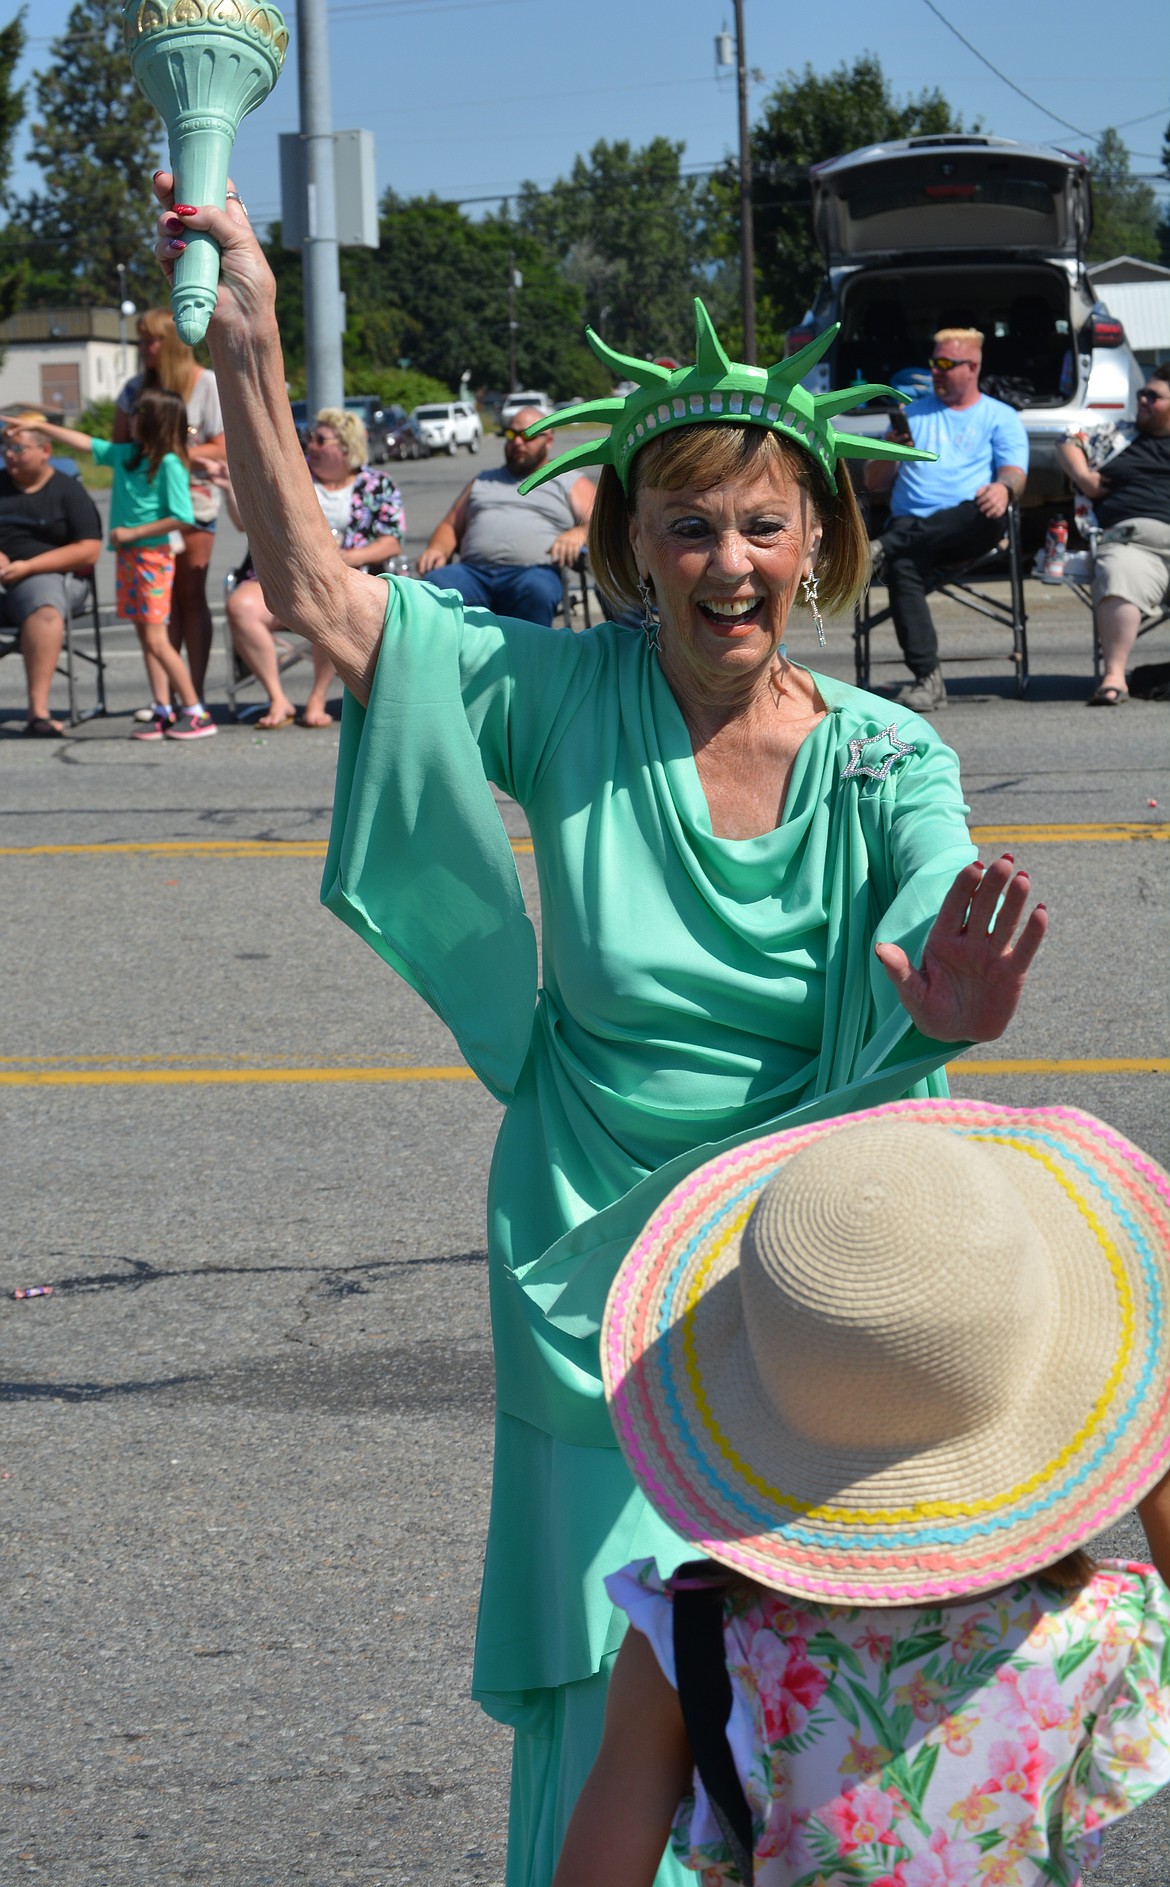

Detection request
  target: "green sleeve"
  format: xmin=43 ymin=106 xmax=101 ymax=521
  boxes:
xmin=321 ymin=578 xmax=602 ymax=1100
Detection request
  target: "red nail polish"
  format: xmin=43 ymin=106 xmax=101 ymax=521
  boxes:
xmin=1001 ymin=853 xmax=1014 ymax=863
xmin=174 ymin=204 xmax=197 ymax=216
xmin=1016 ymin=871 xmax=1029 ymax=882
xmin=164 ymin=216 xmax=185 ymax=235
xmin=168 ymin=237 xmax=187 ymax=253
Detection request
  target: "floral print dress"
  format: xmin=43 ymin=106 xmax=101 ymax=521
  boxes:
xmin=609 ymin=1557 xmax=1170 ymax=1886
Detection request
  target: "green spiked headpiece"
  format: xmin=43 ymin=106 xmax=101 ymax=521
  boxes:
xmin=518 ymin=299 xmax=934 ymax=497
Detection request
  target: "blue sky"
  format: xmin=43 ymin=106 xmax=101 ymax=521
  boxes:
xmin=10 ymin=0 xmax=1168 ymax=235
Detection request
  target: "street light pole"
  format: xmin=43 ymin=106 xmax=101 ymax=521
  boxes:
xmin=732 ymin=0 xmax=756 ymax=363
xmin=297 ymin=0 xmax=344 ymax=417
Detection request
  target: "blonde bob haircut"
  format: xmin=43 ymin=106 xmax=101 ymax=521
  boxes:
xmin=314 ymin=406 xmax=368 ymax=473
xmin=588 ymin=423 xmax=871 ymax=619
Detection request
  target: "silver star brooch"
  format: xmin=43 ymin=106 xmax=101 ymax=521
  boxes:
xmin=841 ymin=723 xmax=916 ymax=783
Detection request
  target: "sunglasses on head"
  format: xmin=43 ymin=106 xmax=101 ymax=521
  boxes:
xmin=929 ymin=355 xmax=976 ymax=372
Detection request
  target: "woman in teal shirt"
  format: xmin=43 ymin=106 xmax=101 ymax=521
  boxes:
xmin=155 ymin=184 xmax=1047 ymax=1885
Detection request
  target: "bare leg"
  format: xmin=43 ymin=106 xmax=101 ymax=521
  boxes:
xmin=20 ymin=604 xmax=66 ymax=728
xmin=226 ymin=579 xmax=296 ymax=726
xmin=144 ymin=647 xmax=171 ymax=704
xmin=137 ymin=620 xmax=199 ymax=709
xmin=170 ymin=532 xmax=215 ymax=697
xmin=302 ymin=643 xmax=337 ymax=727
xmin=1095 ymin=594 xmax=1142 ymax=694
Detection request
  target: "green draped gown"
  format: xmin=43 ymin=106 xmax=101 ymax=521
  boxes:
xmin=320 ymin=578 xmax=978 ymax=1886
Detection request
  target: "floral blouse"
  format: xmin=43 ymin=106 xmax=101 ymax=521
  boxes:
xmin=337 ymin=466 xmax=405 ymax=555
xmin=238 ymin=467 xmax=404 ymax=583
xmin=609 ymin=1557 xmax=1170 ymax=1886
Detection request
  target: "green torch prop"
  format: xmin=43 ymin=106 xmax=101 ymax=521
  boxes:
xmin=122 ymin=0 xmax=287 ymax=345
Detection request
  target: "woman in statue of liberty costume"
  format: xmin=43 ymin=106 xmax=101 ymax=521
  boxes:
xmin=152 ymin=178 xmax=1046 ymax=1885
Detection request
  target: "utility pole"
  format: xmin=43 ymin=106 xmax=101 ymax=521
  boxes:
xmin=297 ymin=0 xmax=344 ymax=417
xmin=507 ymin=258 xmax=520 ymax=394
xmin=733 ymin=0 xmax=756 ymax=363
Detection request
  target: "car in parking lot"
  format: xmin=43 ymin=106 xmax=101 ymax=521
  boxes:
xmin=785 ymin=135 xmax=1142 ymax=504
xmin=499 ymin=389 xmax=554 ymax=426
xmin=409 ymin=401 xmax=483 ymax=455
xmin=386 ymin=413 xmax=430 ymax=460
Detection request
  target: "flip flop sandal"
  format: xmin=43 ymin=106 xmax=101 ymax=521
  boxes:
xmin=24 ymin=716 xmax=64 ymax=738
xmin=1085 ymin=685 xmax=1129 ymax=706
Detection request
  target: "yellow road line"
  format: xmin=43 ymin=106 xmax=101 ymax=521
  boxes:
xmin=0 ymin=824 xmax=1164 ymax=860
xmin=968 ymin=824 xmax=1167 ymax=844
xmin=951 ymin=1058 xmax=1169 ymax=1076
xmin=0 ymin=1064 xmax=479 ymax=1088
xmin=0 ymin=1058 xmax=1164 ymax=1089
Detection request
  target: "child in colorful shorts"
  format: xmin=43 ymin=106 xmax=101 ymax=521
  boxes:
xmin=555 ymin=1100 xmax=1170 ymax=1887
xmin=35 ymin=391 xmax=214 ymax=739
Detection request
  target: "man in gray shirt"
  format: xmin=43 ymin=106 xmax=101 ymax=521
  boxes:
xmin=417 ymin=408 xmax=596 ymax=626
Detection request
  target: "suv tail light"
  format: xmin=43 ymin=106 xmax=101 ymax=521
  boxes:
xmin=1084 ymin=316 xmax=1125 ymax=348
xmin=785 ymin=325 xmax=816 ymax=356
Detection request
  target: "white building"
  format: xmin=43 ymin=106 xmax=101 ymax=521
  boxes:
xmin=0 ymin=307 xmax=138 ymax=416
xmin=1088 ymin=257 xmax=1170 ymax=367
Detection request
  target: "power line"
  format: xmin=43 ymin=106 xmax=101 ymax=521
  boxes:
xmin=918 ymin=0 xmax=1097 ymax=140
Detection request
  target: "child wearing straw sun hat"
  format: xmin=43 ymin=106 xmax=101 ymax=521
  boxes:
xmin=554 ymin=1098 xmax=1170 ymax=1887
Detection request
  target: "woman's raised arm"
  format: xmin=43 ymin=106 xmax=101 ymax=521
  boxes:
xmin=151 ymin=171 xmax=388 ymax=704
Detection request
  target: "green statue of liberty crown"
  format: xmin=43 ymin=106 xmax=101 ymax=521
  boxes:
xmin=518 ymin=298 xmax=934 ymax=497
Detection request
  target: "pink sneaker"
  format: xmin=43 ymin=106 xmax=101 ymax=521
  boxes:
xmin=165 ymin=708 xmax=217 ymax=741
xmin=131 ymin=707 xmax=176 ymax=741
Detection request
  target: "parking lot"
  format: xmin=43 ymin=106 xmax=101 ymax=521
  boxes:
xmin=2 ymin=433 xmax=1169 ymax=1882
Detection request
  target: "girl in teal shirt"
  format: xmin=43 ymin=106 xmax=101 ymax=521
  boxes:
xmin=38 ymin=389 xmax=215 ymax=739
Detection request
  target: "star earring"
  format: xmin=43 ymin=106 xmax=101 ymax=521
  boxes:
xmin=802 ymin=572 xmax=826 ymax=647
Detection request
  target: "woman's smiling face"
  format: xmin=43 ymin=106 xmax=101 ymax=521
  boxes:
xmin=628 ymin=453 xmax=822 ymax=686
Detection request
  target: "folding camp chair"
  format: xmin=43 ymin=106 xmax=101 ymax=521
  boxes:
xmin=220 ymin=555 xmax=310 ymax=720
xmin=0 ymin=565 xmax=107 ymax=725
xmin=1049 ymin=526 xmax=1170 ymax=682
xmin=855 ymin=502 xmax=1030 ymax=698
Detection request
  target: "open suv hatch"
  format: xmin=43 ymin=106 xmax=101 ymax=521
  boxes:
xmin=787 ymin=135 xmax=1141 ymax=502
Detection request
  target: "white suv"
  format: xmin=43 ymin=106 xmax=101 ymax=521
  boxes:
xmin=786 ymin=135 xmax=1143 ymax=504
xmin=410 ymin=401 xmax=483 ymax=455
xmin=499 ymin=390 xmax=554 ymax=426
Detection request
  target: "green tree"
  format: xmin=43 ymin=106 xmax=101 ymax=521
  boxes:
xmin=12 ymin=0 xmax=162 ymax=308
xmin=268 ymin=193 xmax=595 ymax=399
xmin=516 ymin=138 xmax=710 ymax=361
xmin=0 ymin=10 xmax=28 ymax=335
xmin=1085 ymin=127 xmax=1160 ymax=264
xmin=709 ymin=54 xmax=966 ymax=358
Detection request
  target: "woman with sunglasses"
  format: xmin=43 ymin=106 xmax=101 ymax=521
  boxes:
xmin=416 ymin=407 xmax=595 ymax=625
xmin=215 ymin=407 xmax=405 ymax=727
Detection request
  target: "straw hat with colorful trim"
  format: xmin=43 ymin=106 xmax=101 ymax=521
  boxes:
xmin=601 ymin=1099 xmax=1170 ymax=1607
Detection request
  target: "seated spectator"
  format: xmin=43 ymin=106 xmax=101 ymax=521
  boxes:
xmin=416 ymin=409 xmax=595 ymax=625
xmin=864 ymin=328 xmax=1029 ymax=712
xmin=1056 ymin=363 xmax=1170 ymax=705
xmin=218 ymin=408 xmax=403 ymax=728
xmin=0 ymin=421 xmax=103 ymax=736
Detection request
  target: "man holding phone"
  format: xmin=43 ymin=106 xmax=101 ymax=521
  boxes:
xmin=864 ymin=328 xmax=1029 ymax=711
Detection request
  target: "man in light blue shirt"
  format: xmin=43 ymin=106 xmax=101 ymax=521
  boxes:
xmin=864 ymin=329 xmax=1029 ymax=711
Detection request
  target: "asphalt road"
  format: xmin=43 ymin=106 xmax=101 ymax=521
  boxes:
xmin=2 ymin=433 xmax=1169 ymax=1883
